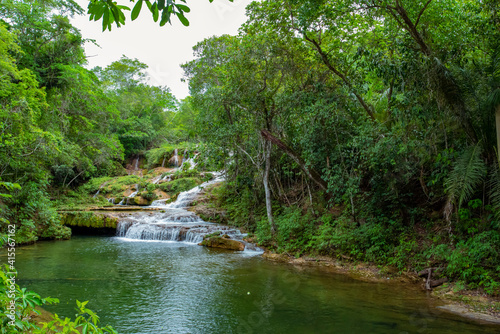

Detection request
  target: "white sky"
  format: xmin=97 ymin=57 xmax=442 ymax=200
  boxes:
xmin=71 ymin=0 xmax=253 ymax=100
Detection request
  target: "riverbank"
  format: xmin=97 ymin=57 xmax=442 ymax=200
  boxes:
xmin=189 ymin=182 xmax=500 ymax=326
xmin=261 ymin=250 xmax=500 ymax=325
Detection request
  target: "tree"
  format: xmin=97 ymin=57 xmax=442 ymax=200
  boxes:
xmin=96 ymin=56 xmax=178 ymax=156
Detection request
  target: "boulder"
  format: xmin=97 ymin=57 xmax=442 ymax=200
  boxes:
xmin=199 ymin=236 xmax=245 ymax=251
xmin=131 ymin=196 xmax=153 ymax=206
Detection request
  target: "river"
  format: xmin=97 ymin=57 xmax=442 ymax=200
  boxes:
xmin=11 ymin=235 xmax=500 ymax=333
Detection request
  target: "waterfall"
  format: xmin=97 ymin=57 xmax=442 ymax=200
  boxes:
xmin=116 ymin=172 xmax=238 ymax=244
xmin=93 ymin=182 xmax=108 ymax=198
xmin=131 ymin=156 xmax=140 ymax=175
xmin=114 ymin=171 xmax=261 ymax=253
xmin=117 ymin=184 xmax=140 ymax=206
xmin=116 ymin=219 xmax=242 ymax=243
xmin=129 ymin=184 xmax=139 ymax=198
xmin=107 ymin=198 xmax=115 ymax=204
xmin=173 ymin=149 xmax=179 ymax=167
xmin=180 ymin=153 xmax=199 ymax=170
xmin=151 ymin=172 xmax=224 ymax=209
xmin=182 ymin=149 xmax=188 ymax=164
xmin=161 ymin=156 xmax=166 ymax=168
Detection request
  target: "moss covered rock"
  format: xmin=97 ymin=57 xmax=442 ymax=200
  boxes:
xmin=158 ymin=177 xmax=202 ymax=195
xmin=131 ymin=196 xmax=153 ymax=206
xmin=60 ymin=211 xmax=119 ymax=229
xmin=199 ymin=236 xmax=245 ymax=251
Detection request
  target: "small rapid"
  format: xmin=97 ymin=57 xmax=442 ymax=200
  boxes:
xmin=115 ymin=173 xmax=257 ymax=250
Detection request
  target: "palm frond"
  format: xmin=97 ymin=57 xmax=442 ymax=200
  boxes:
xmin=445 ymin=144 xmax=487 ymax=210
xmin=489 ymin=160 xmax=500 ymax=221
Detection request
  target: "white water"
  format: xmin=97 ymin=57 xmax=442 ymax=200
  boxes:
xmin=93 ymin=182 xmax=108 ymax=198
xmin=115 ymin=172 xmax=260 ymax=251
xmin=131 ymin=156 xmax=140 ymax=175
xmin=179 ymin=152 xmax=199 ymax=170
xmin=173 ymin=149 xmax=179 ymax=167
xmin=117 ymin=184 xmax=140 ymax=205
xmin=150 ymin=172 xmax=223 ymax=209
xmin=151 ymin=175 xmax=162 ymax=184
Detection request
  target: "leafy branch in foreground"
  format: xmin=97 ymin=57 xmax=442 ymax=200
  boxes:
xmin=87 ymin=0 xmax=233 ymax=31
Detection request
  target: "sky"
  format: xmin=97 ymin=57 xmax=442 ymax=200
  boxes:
xmin=71 ymin=0 xmax=253 ymax=100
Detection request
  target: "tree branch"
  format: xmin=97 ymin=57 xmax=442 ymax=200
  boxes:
xmin=303 ymin=33 xmax=375 ymax=120
xmin=260 ymin=129 xmax=329 ymax=194
xmin=415 ymin=0 xmax=433 ymax=28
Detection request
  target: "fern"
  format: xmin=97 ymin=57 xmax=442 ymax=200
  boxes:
xmin=445 ymin=144 xmax=487 ymax=209
xmin=489 ymin=161 xmax=500 ymax=221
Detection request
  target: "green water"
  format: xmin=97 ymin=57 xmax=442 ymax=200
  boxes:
xmin=7 ymin=236 xmax=499 ymax=333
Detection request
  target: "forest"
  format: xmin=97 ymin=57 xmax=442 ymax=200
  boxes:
xmin=1 ymin=0 xmax=500 ymax=332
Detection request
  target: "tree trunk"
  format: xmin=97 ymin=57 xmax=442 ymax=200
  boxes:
xmin=261 ymin=129 xmax=329 ymax=194
xmin=263 ymin=139 xmax=276 ymax=234
xmin=496 ymin=105 xmax=500 ymax=162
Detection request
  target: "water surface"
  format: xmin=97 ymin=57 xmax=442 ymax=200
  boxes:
xmin=8 ymin=236 xmax=499 ymax=333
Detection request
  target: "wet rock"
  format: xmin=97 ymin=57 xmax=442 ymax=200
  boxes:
xmin=178 ymin=227 xmax=191 ymax=241
xmin=199 ymin=236 xmax=245 ymax=251
xmin=132 ymin=196 xmax=153 ymax=206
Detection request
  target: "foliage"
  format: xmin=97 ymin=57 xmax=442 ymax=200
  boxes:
xmin=445 ymin=144 xmax=487 ymax=210
xmin=0 ymin=0 xmax=187 ymax=242
xmin=181 ymin=0 xmax=500 ymax=292
xmin=87 ymin=0 xmax=214 ymax=30
xmin=145 ymin=141 xmax=197 ymax=168
xmin=158 ymin=177 xmax=201 ymax=195
xmin=0 ymin=264 xmax=116 ymax=332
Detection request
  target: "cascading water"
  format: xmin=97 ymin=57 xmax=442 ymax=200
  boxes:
xmin=182 ymin=149 xmax=188 ymax=164
xmin=93 ymin=182 xmax=108 ymax=198
xmin=151 ymin=175 xmax=162 ymax=184
xmin=115 ymin=172 xmax=257 ymax=249
xmin=173 ymin=149 xmax=179 ymax=167
xmin=117 ymin=184 xmax=140 ymax=205
xmin=179 ymin=152 xmax=199 ymax=170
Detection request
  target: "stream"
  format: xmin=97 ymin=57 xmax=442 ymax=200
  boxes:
xmin=5 ymin=177 xmax=500 ymax=333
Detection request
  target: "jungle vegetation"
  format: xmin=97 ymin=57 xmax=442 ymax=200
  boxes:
xmin=1 ymin=0 xmax=500 ymax=331
xmin=182 ymin=0 xmax=500 ymax=295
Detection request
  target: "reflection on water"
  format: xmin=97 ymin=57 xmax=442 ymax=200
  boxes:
xmin=7 ymin=236 xmax=499 ymax=333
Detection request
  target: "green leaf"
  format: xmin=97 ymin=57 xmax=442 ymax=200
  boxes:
xmin=177 ymin=12 xmax=189 ymax=26
xmin=102 ymin=10 xmax=109 ymax=31
xmin=175 ymin=4 xmax=190 ymax=13
xmin=132 ymin=0 xmax=143 ymax=21
xmin=94 ymin=7 xmax=105 ymax=21
xmin=152 ymin=3 xmax=159 ymax=22
xmin=159 ymin=9 xmax=170 ymax=26
xmin=158 ymin=0 xmax=165 ymax=11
